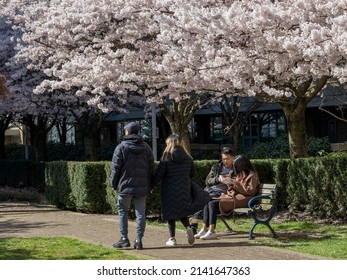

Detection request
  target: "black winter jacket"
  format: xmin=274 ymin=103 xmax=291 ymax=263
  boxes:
xmin=205 ymin=160 xmax=235 ymax=187
xmin=153 ymin=147 xmax=196 ymax=221
xmin=110 ymin=134 xmax=154 ymax=196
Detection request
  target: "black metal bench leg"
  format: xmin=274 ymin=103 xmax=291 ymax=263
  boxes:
xmin=219 ymin=216 xmax=233 ymax=232
xmin=264 ymin=222 xmax=278 ymax=238
xmin=249 ymin=220 xmax=278 ymax=239
xmin=248 ymin=222 xmax=257 ymax=240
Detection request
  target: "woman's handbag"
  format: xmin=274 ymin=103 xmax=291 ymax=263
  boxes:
xmin=190 ymin=181 xmax=212 ymax=214
xmin=204 ymin=183 xmax=228 ymax=198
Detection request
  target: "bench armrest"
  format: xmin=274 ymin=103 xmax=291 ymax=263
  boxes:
xmin=248 ymin=194 xmax=272 ymax=209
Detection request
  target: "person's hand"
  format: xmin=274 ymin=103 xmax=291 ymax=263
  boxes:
xmin=223 ymin=177 xmax=234 ymax=186
xmin=219 ymin=175 xmax=233 ymax=186
xmin=229 ymin=178 xmax=240 ymax=188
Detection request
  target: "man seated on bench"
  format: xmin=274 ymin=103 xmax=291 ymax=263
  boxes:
xmin=194 ymin=155 xmax=259 ymax=240
xmin=189 ymin=147 xmax=236 ymax=234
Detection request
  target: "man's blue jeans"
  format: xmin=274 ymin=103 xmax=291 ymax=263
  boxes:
xmin=117 ymin=194 xmax=146 ymax=241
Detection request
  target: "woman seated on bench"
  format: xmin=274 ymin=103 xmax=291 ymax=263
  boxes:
xmin=194 ymin=155 xmax=259 ymax=240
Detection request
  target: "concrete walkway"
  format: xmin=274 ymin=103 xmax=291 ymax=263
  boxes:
xmin=0 ymin=202 xmax=327 ymax=260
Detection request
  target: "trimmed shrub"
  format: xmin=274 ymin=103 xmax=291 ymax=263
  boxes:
xmin=2 ymin=153 xmax=347 ymax=220
xmin=246 ymin=134 xmax=332 ymax=159
xmin=45 ymin=161 xmax=116 ymax=213
xmin=286 ymin=156 xmax=347 ymax=220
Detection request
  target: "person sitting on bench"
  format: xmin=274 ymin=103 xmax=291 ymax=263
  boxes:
xmin=194 ymin=155 xmax=259 ymax=240
xmin=189 ymin=147 xmax=236 ymax=234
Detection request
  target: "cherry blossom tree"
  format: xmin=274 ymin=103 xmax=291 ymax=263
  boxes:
xmin=1 ymin=0 xmax=216 ymax=151
xmin=0 ymin=17 xmax=15 ymax=159
xmin=1 ymin=0 xmax=130 ymax=160
xmin=162 ymin=0 xmax=347 ymax=157
xmin=6 ymin=66 xmax=59 ymax=161
xmin=1 ymin=9 xmax=69 ymax=161
xmin=3 ymin=0 xmax=347 ymax=158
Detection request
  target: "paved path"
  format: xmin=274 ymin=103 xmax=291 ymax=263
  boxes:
xmin=0 ymin=202 xmax=327 ymax=260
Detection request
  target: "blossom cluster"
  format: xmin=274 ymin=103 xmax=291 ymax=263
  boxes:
xmin=1 ymin=0 xmax=347 ymax=115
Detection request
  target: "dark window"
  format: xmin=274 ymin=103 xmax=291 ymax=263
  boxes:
xmin=242 ymin=111 xmax=286 ymax=148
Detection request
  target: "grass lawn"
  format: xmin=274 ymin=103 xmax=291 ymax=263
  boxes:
xmin=252 ymin=220 xmax=347 ymax=259
xmin=0 ymin=237 xmax=144 ymax=260
xmin=149 ymin=216 xmax=347 ymax=259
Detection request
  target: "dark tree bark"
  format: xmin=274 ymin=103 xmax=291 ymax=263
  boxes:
xmin=278 ymin=76 xmax=329 ymax=158
xmin=73 ymin=111 xmax=103 ymax=161
xmin=159 ymin=97 xmax=203 ymax=152
xmin=0 ymin=115 xmax=12 ymax=159
xmin=25 ymin=115 xmax=56 ymax=161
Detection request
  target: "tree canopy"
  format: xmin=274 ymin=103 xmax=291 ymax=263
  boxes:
xmin=1 ymin=0 xmax=347 ymax=157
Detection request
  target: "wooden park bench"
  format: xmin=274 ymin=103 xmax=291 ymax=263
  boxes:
xmin=218 ymin=183 xmax=279 ymax=240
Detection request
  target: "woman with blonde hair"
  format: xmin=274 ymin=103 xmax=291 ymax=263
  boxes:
xmin=153 ymin=134 xmax=196 ymax=246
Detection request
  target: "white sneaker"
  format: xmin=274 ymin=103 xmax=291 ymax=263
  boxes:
xmin=166 ymin=238 xmax=177 ymax=246
xmin=186 ymin=227 xmax=195 ymax=245
xmin=194 ymin=228 xmax=207 ymax=239
xmin=200 ymin=231 xmax=218 ymax=240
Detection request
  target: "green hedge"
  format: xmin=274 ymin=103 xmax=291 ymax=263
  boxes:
xmin=286 ymin=156 xmax=347 ymax=220
xmin=45 ymin=161 xmax=117 ymax=213
xmin=1 ymin=156 xmax=346 ymax=220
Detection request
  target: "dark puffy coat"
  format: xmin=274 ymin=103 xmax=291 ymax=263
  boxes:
xmin=110 ymin=134 xmax=154 ymax=196
xmin=205 ymin=160 xmax=235 ymax=187
xmin=153 ymin=147 xmax=196 ymax=221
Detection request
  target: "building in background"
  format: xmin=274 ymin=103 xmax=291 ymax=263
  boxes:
xmin=4 ymin=86 xmax=347 ymax=156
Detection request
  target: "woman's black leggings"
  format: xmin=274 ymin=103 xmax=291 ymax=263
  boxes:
xmin=203 ymin=199 xmax=220 ymax=226
xmin=168 ymin=217 xmax=190 ymax=237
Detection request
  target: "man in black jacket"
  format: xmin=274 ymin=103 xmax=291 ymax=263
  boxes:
xmin=110 ymin=121 xmax=154 ymax=250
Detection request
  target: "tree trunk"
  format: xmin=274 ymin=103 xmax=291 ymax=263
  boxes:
xmin=281 ymin=102 xmax=308 ymax=158
xmin=0 ymin=78 xmax=10 ymax=158
xmin=221 ymin=96 xmax=261 ymax=154
xmin=32 ymin=131 xmax=48 ymax=162
xmin=0 ymin=115 xmax=12 ymax=159
xmin=278 ymin=76 xmax=329 ymax=158
xmin=83 ymin=131 xmax=100 ymax=161
xmin=163 ymin=114 xmax=191 ymax=152
xmin=159 ymin=100 xmax=198 ymax=152
xmin=73 ymin=112 xmax=102 ymax=161
xmin=56 ymin=117 xmax=68 ymax=145
xmin=230 ymin=125 xmax=241 ymax=153
xmin=0 ymin=75 xmax=9 ymax=100
xmin=25 ymin=115 xmax=56 ymax=161
xmin=0 ymin=130 xmax=5 ymax=159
